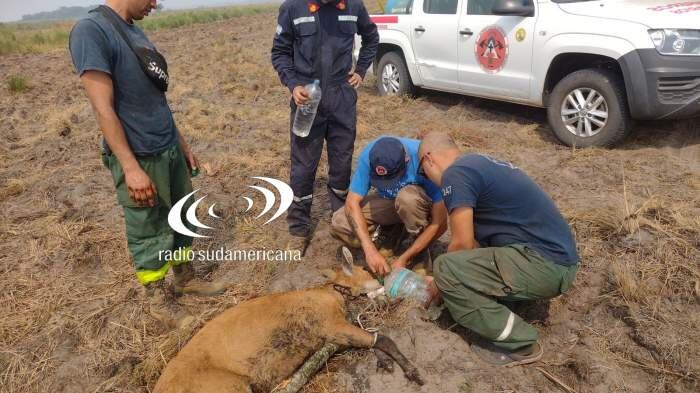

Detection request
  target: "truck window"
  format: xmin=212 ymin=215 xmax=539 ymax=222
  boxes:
xmin=384 ymin=0 xmax=414 ymax=14
xmin=424 ymin=0 xmax=458 ymax=14
xmin=467 ymin=0 xmax=533 ymax=15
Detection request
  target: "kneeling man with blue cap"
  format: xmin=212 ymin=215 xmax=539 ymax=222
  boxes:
xmin=331 ymin=136 xmax=448 ymax=276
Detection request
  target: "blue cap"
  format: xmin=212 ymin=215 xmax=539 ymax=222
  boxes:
xmin=369 ymin=137 xmax=407 ymax=190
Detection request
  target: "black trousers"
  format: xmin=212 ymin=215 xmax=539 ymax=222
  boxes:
xmin=287 ymin=83 xmax=357 ymax=237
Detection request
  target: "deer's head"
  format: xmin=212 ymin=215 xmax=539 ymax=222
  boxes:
xmin=322 ymin=248 xmax=382 ymax=297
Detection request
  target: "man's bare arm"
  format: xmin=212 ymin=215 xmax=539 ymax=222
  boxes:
xmin=80 ymin=70 xmax=156 ymax=206
xmin=447 ymin=207 xmax=479 ymax=252
xmin=345 ymin=192 xmax=389 ymax=275
xmin=345 ymin=192 xmax=373 ymax=249
xmin=394 ymin=201 xmax=448 ymax=268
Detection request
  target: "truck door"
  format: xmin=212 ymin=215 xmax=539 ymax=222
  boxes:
xmin=457 ymin=0 xmax=536 ymax=100
xmin=410 ymin=0 xmax=463 ymax=89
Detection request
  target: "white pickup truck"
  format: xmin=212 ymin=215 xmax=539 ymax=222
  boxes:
xmin=363 ymin=0 xmax=700 ymax=147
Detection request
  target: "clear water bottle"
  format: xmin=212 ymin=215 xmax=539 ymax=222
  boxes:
xmin=292 ymin=80 xmax=322 ymax=137
xmin=384 ymin=267 xmax=432 ymax=306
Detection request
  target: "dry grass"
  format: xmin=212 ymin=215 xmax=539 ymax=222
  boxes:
xmin=0 ymin=4 xmax=698 ymax=393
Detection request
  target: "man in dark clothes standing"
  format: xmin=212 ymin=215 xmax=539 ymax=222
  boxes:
xmin=271 ymin=0 xmax=379 ymax=251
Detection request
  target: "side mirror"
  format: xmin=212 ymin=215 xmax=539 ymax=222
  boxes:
xmin=492 ymin=0 xmax=535 ymax=16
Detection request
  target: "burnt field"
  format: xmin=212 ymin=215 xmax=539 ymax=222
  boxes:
xmin=0 ymin=7 xmax=699 ymax=393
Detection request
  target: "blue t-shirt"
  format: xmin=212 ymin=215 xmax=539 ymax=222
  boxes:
xmin=441 ymin=154 xmax=578 ymax=265
xmin=69 ymin=8 xmax=178 ymax=156
xmin=349 ymin=137 xmax=443 ymax=202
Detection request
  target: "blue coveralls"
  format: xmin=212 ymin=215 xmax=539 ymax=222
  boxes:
xmin=271 ymin=0 xmax=379 ymax=237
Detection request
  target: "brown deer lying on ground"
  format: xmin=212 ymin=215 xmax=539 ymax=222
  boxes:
xmin=153 ymin=255 xmax=424 ymax=393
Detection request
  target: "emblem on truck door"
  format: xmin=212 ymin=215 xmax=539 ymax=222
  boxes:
xmin=475 ymin=25 xmax=508 ymax=73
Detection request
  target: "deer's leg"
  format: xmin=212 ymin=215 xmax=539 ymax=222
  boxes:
xmin=374 ymin=335 xmax=424 ymax=385
xmin=325 ymin=320 xmax=375 ymax=348
xmin=325 ymin=321 xmax=424 ymax=385
xmin=373 ymin=348 xmax=394 ymax=373
xmin=324 ymin=321 xmax=392 ymax=373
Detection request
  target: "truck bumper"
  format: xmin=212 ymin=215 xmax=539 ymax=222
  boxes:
xmin=619 ymin=49 xmax=700 ymax=120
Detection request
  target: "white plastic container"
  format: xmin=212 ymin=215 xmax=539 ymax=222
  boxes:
xmin=383 ymin=267 xmax=431 ymax=306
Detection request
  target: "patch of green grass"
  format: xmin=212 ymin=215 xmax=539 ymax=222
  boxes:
xmin=137 ymin=4 xmax=275 ymax=31
xmin=0 ymin=4 xmax=277 ymax=56
xmin=0 ymin=22 xmax=72 ymax=55
xmin=7 ymin=74 xmax=29 ymax=93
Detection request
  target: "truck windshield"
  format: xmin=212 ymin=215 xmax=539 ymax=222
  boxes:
xmin=383 ymin=0 xmax=414 ymax=14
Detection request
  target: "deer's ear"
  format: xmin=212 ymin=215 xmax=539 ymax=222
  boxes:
xmin=321 ymin=269 xmax=336 ymax=281
xmin=341 ymin=247 xmax=354 ymax=276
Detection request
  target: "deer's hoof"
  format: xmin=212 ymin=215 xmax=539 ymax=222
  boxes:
xmin=405 ymin=368 xmax=424 ymax=386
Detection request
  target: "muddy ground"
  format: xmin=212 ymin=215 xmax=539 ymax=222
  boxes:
xmin=1 ymin=9 xmax=699 ymax=393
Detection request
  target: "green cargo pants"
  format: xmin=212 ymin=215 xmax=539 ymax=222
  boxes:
xmin=434 ymin=244 xmax=577 ymax=351
xmin=102 ymin=144 xmax=196 ymax=285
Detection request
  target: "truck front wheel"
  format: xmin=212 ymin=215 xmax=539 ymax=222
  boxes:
xmin=547 ymin=69 xmax=631 ymax=148
xmin=376 ymin=52 xmax=414 ymax=96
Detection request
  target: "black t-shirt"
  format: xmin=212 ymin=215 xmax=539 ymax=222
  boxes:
xmin=441 ymin=154 xmax=579 ymax=265
xmin=69 ymin=8 xmax=177 ymax=156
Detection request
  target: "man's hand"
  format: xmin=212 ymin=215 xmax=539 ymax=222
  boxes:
xmin=391 ymin=256 xmax=409 ymax=272
xmin=348 ymin=72 xmax=363 ymax=89
xmin=292 ymin=85 xmax=310 ymax=106
xmin=424 ymin=275 xmax=440 ymax=304
xmin=180 ymin=141 xmax=199 ymax=172
xmin=125 ymin=167 xmax=157 ymax=207
xmin=366 ymin=249 xmax=390 ymax=276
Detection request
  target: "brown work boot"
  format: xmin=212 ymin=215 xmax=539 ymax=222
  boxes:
xmin=144 ymin=280 xmax=190 ymax=328
xmin=172 ymin=263 xmax=227 ymax=297
xmin=470 ymin=339 xmax=544 ymax=367
xmin=504 ymin=341 xmax=544 ymax=367
xmin=331 ymin=230 xmax=362 ymax=249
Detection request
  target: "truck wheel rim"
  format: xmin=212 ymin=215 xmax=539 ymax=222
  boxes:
xmin=381 ymin=63 xmax=400 ymax=94
xmin=561 ymin=88 xmax=608 ymax=138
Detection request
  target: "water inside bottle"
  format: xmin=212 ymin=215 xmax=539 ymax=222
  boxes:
xmin=292 ymin=80 xmax=322 ymax=138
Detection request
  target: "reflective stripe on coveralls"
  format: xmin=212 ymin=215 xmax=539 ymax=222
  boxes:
xmin=496 ymin=311 xmax=516 ymax=341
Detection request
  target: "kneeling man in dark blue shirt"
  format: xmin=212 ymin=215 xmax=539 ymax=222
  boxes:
xmin=418 ymin=132 xmax=579 ymax=366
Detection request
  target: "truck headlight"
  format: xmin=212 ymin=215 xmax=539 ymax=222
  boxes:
xmin=648 ymin=29 xmax=700 ymax=56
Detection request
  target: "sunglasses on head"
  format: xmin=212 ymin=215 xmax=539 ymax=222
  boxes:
xmin=417 ymin=153 xmax=428 ymax=177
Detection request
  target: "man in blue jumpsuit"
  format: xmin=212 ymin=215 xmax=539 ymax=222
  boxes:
xmin=271 ymin=0 xmax=379 ymax=248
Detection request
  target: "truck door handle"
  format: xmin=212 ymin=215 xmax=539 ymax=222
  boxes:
xmin=459 ymin=28 xmax=473 ymax=36
xmin=414 ymin=26 xmax=426 ymax=32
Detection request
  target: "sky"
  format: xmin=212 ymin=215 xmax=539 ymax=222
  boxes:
xmin=0 ymin=0 xmax=261 ymax=22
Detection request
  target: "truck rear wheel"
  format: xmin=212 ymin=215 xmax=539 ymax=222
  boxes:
xmin=547 ymin=69 xmax=630 ymax=148
xmin=376 ymin=52 xmax=414 ymax=96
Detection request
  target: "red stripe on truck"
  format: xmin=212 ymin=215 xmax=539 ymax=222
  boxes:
xmin=370 ymin=15 xmax=398 ymax=24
